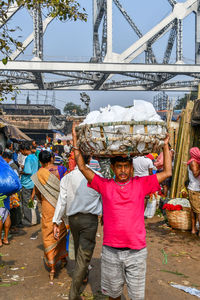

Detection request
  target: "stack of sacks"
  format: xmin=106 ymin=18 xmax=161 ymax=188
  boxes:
xmin=80 ymin=100 xmax=166 ymax=153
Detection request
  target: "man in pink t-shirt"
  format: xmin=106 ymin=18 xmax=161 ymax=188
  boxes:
xmin=72 ymin=128 xmax=172 ymax=300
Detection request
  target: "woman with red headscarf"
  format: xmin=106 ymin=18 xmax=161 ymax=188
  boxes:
xmin=187 ymin=147 xmax=200 ymax=235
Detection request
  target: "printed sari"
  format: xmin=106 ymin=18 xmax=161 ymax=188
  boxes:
xmin=31 ymin=167 xmax=67 ymax=268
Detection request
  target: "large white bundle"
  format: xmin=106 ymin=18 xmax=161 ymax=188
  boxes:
xmin=77 ymin=100 xmax=166 ymax=156
xmin=82 ymin=100 xmax=162 ymax=124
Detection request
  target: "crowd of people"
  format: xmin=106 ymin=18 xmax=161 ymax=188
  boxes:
xmin=0 ymin=130 xmax=200 ymax=300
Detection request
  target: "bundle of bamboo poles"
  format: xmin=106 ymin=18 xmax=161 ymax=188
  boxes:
xmin=168 ymin=125 xmax=178 ymax=150
xmin=170 ymin=101 xmax=195 ymax=198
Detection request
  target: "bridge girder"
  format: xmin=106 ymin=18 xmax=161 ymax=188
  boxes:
xmin=0 ymin=0 xmax=200 ymax=93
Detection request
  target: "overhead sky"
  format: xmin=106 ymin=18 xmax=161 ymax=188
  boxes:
xmin=4 ymin=0 xmax=195 ymax=112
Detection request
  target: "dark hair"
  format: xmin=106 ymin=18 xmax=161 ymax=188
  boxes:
xmin=110 ymin=156 xmax=132 ymax=166
xmin=0 ymin=145 xmax=3 ymax=155
xmin=83 ymin=155 xmax=90 ymax=164
xmin=6 ymin=140 xmax=13 ymax=149
xmin=20 ymin=143 xmax=26 ymax=151
xmin=39 ymin=150 xmax=51 ymax=164
xmin=53 ymin=145 xmax=58 ymax=153
xmin=2 ymin=151 xmax=13 ymax=160
xmin=57 ymin=139 xmax=61 ymax=144
xmin=24 ymin=143 xmax=31 ymax=151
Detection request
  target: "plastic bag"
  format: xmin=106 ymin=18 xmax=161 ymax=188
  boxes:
xmin=170 ymin=284 xmax=200 ymax=298
xmin=144 ymin=197 xmax=157 ymax=218
xmin=0 ymin=157 xmax=22 ymax=195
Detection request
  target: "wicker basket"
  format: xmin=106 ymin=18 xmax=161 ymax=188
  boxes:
xmin=166 ymin=208 xmax=192 ymax=230
xmin=76 ymin=120 xmax=166 ymax=157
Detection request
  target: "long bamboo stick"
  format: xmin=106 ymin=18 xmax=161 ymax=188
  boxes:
xmin=170 ymin=110 xmax=185 ymax=198
xmin=176 ymin=101 xmax=194 ymax=197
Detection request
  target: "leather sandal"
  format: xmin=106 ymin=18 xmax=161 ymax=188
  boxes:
xmin=49 ymin=270 xmax=55 ymax=281
xmin=2 ymin=240 xmax=10 ymax=245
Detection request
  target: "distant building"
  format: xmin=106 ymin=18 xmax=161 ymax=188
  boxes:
xmin=0 ymin=104 xmax=61 ymax=143
xmin=0 ymin=104 xmax=61 ymax=116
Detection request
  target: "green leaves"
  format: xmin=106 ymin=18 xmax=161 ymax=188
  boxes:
xmin=9 ymin=0 xmax=87 ymax=22
xmin=0 ymin=0 xmax=87 ymax=102
xmin=2 ymin=57 xmax=8 ymax=65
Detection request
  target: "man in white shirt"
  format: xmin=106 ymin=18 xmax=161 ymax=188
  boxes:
xmin=53 ymin=155 xmax=102 ymax=300
xmin=133 ymin=156 xmax=154 ymax=209
xmin=64 ymin=140 xmax=72 ymax=156
xmin=17 ymin=144 xmax=26 ymax=171
xmin=132 ymin=156 xmax=153 ymax=177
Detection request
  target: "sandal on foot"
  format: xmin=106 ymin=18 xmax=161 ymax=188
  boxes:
xmin=2 ymin=240 xmax=10 ymax=245
xmin=49 ymin=270 xmax=55 ymax=281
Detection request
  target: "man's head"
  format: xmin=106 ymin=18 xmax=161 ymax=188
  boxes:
xmin=6 ymin=140 xmax=13 ymax=151
xmin=53 ymin=146 xmax=59 ymax=154
xmin=57 ymin=139 xmax=61 ymax=145
xmin=66 ymin=140 xmax=71 ymax=146
xmin=2 ymin=151 xmax=13 ymax=163
xmin=110 ymin=156 xmax=133 ymax=183
xmin=23 ymin=143 xmax=32 ymax=156
xmin=32 ymin=140 xmax=37 ymax=147
xmin=19 ymin=143 xmax=26 ymax=155
xmin=39 ymin=150 xmax=51 ymax=166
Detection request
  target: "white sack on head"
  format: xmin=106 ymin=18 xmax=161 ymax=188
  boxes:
xmin=82 ymin=100 xmax=163 ymax=124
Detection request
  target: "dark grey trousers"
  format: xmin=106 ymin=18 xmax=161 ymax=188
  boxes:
xmin=69 ymin=213 xmax=98 ymax=300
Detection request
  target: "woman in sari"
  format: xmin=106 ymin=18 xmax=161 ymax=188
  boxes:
xmin=31 ymin=150 xmax=68 ymax=280
xmin=187 ymin=147 xmax=200 ymax=235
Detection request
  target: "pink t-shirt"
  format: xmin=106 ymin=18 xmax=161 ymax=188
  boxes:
xmin=88 ymin=174 xmax=160 ymax=250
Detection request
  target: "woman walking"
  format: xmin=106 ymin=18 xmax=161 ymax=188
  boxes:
xmin=187 ymin=147 xmax=200 ymax=236
xmin=31 ymin=150 xmax=68 ymax=280
xmin=0 ymin=195 xmax=11 ymax=247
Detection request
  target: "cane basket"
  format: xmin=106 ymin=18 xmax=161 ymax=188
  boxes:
xmin=76 ymin=120 xmax=166 ymax=157
xmin=166 ymin=208 xmax=192 ymax=230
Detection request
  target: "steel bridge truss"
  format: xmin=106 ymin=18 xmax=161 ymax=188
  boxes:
xmin=1 ymin=0 xmax=200 ymax=92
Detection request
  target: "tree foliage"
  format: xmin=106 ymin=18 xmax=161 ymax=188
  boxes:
xmin=174 ymin=91 xmax=197 ymax=110
xmin=63 ymin=102 xmax=86 ymax=116
xmin=0 ymin=0 xmax=87 ymax=101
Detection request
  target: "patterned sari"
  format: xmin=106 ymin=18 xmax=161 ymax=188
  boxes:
xmin=31 ymin=167 xmax=67 ymax=268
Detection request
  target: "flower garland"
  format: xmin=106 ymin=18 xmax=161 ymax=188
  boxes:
xmin=163 ymin=204 xmax=182 ymax=211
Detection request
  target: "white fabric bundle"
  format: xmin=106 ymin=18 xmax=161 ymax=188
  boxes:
xmin=82 ymin=100 xmax=163 ymax=125
xmin=79 ymin=100 xmax=166 ymax=154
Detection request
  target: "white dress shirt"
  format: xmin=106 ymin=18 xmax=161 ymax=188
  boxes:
xmin=133 ymin=156 xmax=153 ymax=177
xmin=53 ymin=166 xmax=102 ymax=225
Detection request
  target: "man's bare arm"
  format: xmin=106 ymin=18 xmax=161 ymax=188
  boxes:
xmin=156 ymin=134 xmax=172 ymax=184
xmin=72 ymin=124 xmax=95 ymax=183
xmin=190 ymin=160 xmax=200 ymax=177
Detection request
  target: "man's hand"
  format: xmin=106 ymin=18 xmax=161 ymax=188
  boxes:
xmin=156 ymin=133 xmax=172 ymax=184
xmin=164 ymin=133 xmax=170 ymax=146
xmin=71 ymin=121 xmax=95 ymax=183
xmin=72 ymin=122 xmax=78 ymax=148
xmin=53 ymin=224 xmax=60 ymax=240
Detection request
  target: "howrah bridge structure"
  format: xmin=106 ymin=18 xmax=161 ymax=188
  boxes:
xmin=1 ymin=0 xmax=200 ymax=92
